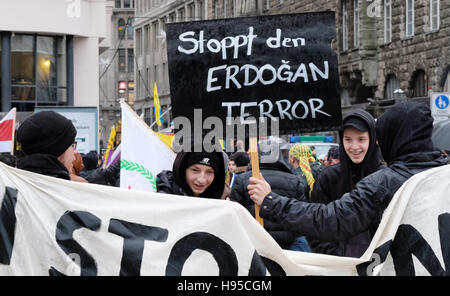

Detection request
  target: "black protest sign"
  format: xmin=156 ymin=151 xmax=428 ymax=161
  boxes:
xmin=166 ymin=12 xmax=342 ymax=134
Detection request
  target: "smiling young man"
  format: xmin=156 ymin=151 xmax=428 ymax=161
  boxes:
xmin=247 ymin=102 xmax=448 ymax=258
xmin=157 ymin=149 xmax=226 ymax=199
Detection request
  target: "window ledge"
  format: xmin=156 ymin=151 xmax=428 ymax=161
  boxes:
xmin=425 ymin=29 xmax=440 ymax=35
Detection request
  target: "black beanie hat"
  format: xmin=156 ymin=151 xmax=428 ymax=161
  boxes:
xmin=184 ymin=152 xmax=221 ymax=175
xmin=83 ymin=150 xmax=99 ymax=170
xmin=229 ymin=152 xmax=250 ymax=167
xmin=17 ymin=111 xmax=77 ymax=157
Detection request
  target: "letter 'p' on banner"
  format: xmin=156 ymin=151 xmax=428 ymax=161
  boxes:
xmin=166 ymin=12 xmax=342 ymax=135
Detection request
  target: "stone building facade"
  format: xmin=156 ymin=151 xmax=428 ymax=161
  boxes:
xmin=134 ymin=0 xmax=450 ymax=121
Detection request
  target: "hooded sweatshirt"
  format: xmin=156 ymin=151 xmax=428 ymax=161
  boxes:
xmin=156 ymin=150 xmax=226 ymax=199
xmin=258 ymin=101 xmax=448 ymax=252
xmin=309 ymin=109 xmax=385 ymax=257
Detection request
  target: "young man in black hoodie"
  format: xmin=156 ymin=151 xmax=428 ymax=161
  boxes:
xmin=156 ymin=148 xmax=226 ymax=199
xmin=247 ymin=101 xmax=448 ymax=255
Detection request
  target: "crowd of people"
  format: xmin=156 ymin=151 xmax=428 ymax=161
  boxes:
xmin=1 ymin=100 xmax=448 ymax=259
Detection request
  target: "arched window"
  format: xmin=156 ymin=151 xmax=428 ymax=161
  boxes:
xmin=444 ymin=71 xmax=450 ymax=92
xmin=411 ymin=70 xmax=427 ymax=97
xmin=384 ymin=75 xmax=401 ymax=100
xmin=118 ymin=19 xmax=126 ymax=40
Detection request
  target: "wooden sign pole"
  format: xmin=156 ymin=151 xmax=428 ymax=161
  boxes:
xmin=249 ymin=137 xmax=264 ymax=227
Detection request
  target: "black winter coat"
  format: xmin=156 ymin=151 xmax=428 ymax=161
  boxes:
xmin=308 ymin=109 xmax=386 ymax=257
xmin=79 ymin=160 xmax=120 ymax=186
xmin=17 ymin=154 xmax=71 ymax=180
xmin=230 ymin=161 xmax=308 ymax=249
xmin=258 ymin=101 xmax=448 ymax=252
xmin=291 ymin=161 xmax=323 ymax=199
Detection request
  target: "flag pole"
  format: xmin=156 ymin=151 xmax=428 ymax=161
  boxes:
xmin=149 ymin=106 xmax=172 ymax=129
xmin=249 ymin=137 xmax=264 ymax=227
xmin=10 ymin=108 xmax=16 ymax=155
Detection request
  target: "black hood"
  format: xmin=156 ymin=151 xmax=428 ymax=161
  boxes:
xmin=172 ymin=149 xmax=225 ymax=199
xmin=376 ymin=101 xmax=437 ymax=164
xmin=338 ymin=109 xmax=385 ymax=193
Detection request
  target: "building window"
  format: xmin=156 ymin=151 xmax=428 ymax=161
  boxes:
xmin=115 ymin=0 xmax=121 ymax=8
xmin=384 ymin=0 xmax=392 ymax=43
xmin=118 ymin=49 xmax=126 ymax=72
xmin=10 ymin=34 xmax=67 ymax=111
xmin=198 ymin=0 xmax=205 ymax=20
xmin=127 ymin=18 xmax=134 ymax=40
xmin=152 ymin=21 xmax=159 ymax=51
xmin=213 ymin=0 xmax=218 ymax=18
xmin=430 ymin=0 xmax=440 ymax=31
xmin=354 ymin=0 xmax=359 ymax=48
xmin=128 ymin=49 xmax=134 ymax=73
xmin=342 ymin=0 xmax=348 ymax=51
xmin=118 ymin=19 xmax=126 ymax=40
xmin=406 ymin=0 xmax=414 ymax=37
xmin=384 ymin=75 xmax=401 ymax=100
xmin=444 ymin=71 xmax=450 ymax=92
xmin=412 ymin=70 xmax=427 ymax=98
xmin=136 ymin=28 xmax=142 ymax=56
xmin=124 ymin=0 xmax=130 ymax=8
xmin=189 ymin=3 xmax=196 ymax=20
xmin=144 ymin=107 xmax=151 ymax=125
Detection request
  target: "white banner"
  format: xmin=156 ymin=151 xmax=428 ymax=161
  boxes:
xmin=120 ymin=102 xmax=175 ymax=192
xmin=0 ymin=162 xmax=449 ymax=276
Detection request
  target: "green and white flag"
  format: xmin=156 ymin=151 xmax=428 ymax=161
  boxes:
xmin=120 ymin=101 xmax=175 ymax=192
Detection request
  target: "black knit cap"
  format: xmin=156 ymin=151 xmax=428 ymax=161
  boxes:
xmin=184 ymin=152 xmax=221 ymax=175
xmin=229 ymin=152 xmax=250 ymax=167
xmin=17 ymin=111 xmax=77 ymax=157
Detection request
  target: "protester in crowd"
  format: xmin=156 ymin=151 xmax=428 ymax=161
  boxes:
xmin=79 ymin=150 xmax=120 ymax=186
xmin=70 ymin=149 xmax=88 ymax=183
xmin=221 ymin=151 xmax=231 ymax=200
xmin=308 ymin=109 xmax=385 ymax=257
xmin=156 ymin=144 xmax=226 ymax=199
xmin=309 ymin=145 xmax=319 ymax=162
xmin=325 ymin=146 xmax=340 ymax=167
xmin=247 ymin=101 xmax=448 ymax=257
xmin=288 ymin=144 xmax=323 ymax=200
xmin=0 ymin=153 xmax=17 ymax=167
xmin=16 ymin=111 xmax=77 ymax=180
xmin=228 ymin=151 xmax=250 ymax=189
xmin=230 ymin=139 xmax=310 ymax=251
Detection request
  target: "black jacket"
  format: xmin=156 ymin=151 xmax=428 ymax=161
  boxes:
xmin=291 ymin=161 xmax=323 ymax=199
xmin=259 ymin=101 xmax=448 ymax=252
xmin=17 ymin=154 xmax=71 ymax=180
xmin=308 ymin=109 xmax=386 ymax=257
xmin=156 ymin=150 xmax=226 ymax=199
xmin=230 ymin=160 xmax=308 ymax=249
xmin=79 ymin=160 xmax=121 ymax=186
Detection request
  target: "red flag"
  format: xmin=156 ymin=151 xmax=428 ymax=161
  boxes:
xmin=0 ymin=108 xmax=16 ymax=153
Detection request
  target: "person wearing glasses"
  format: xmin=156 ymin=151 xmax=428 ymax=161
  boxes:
xmin=16 ymin=111 xmax=78 ymax=180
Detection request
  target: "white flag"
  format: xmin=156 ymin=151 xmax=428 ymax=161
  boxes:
xmin=120 ymin=101 xmax=175 ymax=192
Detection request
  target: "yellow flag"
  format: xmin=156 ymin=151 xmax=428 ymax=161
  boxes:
xmin=153 ymin=82 xmax=162 ymax=127
xmin=103 ymin=125 xmax=117 ymax=168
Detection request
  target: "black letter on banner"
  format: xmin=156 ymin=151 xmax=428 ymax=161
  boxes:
xmin=248 ymin=250 xmax=286 ymax=276
xmin=49 ymin=211 xmax=101 ymax=276
xmin=390 ymin=216 xmax=450 ymax=276
xmin=0 ymin=187 xmax=18 ymax=265
xmin=165 ymin=232 xmax=238 ymax=276
xmin=356 ymin=240 xmax=392 ymax=276
xmin=108 ymin=219 xmax=168 ymax=276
